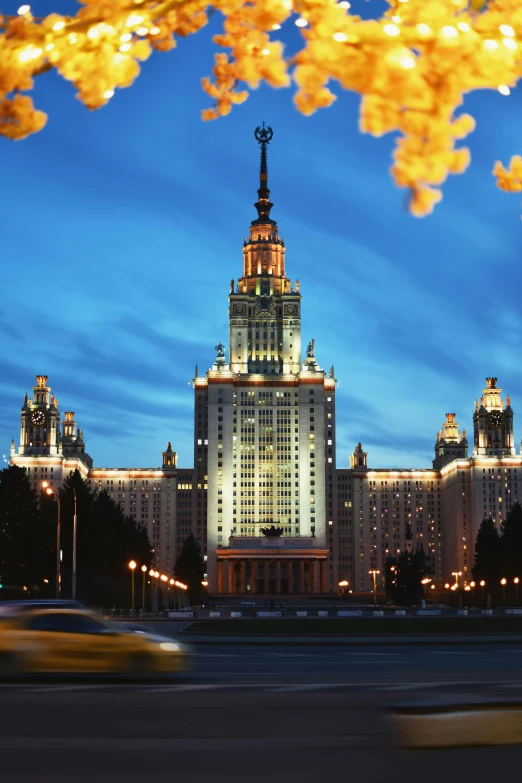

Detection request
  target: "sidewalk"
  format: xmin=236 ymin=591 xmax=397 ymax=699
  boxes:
xmin=180 ymin=631 xmax=522 ymax=646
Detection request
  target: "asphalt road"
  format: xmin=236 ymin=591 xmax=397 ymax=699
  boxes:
xmin=2 ymin=635 xmax=522 ymax=781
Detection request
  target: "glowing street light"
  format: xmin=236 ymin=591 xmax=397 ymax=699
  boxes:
xmin=129 ymin=560 xmax=137 ymax=609
xmin=451 ymin=571 xmax=462 ymax=588
xmin=42 ymin=481 xmax=61 ymax=599
xmin=369 ymin=570 xmax=380 ymax=607
xmin=141 ymin=564 xmax=147 ymax=609
xmin=515 ymin=577 xmax=520 ymax=605
xmin=501 ymin=577 xmax=507 ymax=605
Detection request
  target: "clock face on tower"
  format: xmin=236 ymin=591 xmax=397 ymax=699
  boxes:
xmin=489 ymin=410 xmax=503 ymax=429
xmin=31 ymin=410 xmax=45 ymax=427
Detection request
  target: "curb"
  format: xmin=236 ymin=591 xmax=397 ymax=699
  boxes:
xmin=181 ymin=633 xmax=522 ymax=646
xmin=392 ymin=704 xmax=522 ymax=748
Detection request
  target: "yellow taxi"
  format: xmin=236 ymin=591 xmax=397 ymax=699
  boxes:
xmin=0 ymin=607 xmax=190 ymax=678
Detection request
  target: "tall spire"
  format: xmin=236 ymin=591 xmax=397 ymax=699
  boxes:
xmin=252 ymin=122 xmax=275 ymax=226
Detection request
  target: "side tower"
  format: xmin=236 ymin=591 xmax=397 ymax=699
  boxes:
xmin=473 ymin=377 xmax=515 ymax=457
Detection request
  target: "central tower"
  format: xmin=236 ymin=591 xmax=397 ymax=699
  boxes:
xmin=228 ymin=123 xmax=301 ymax=376
xmin=198 ymin=126 xmax=336 ymax=594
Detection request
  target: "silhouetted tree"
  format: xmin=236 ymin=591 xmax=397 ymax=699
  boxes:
xmin=385 ymin=545 xmax=431 ymax=606
xmin=0 ymin=465 xmax=54 ymax=592
xmin=174 ymin=533 xmax=205 ymax=603
xmin=0 ymin=466 xmax=151 ymax=605
xmin=501 ymin=502 xmax=522 ymax=580
xmin=472 ymin=517 xmax=502 ymax=594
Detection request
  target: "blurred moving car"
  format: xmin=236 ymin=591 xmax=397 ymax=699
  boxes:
xmin=240 ymin=601 xmax=256 ymax=607
xmin=0 ymin=600 xmax=85 ymax=616
xmin=0 ymin=608 xmax=190 ymax=678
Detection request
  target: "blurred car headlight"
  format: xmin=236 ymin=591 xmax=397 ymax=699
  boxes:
xmin=159 ymin=642 xmax=180 ymax=652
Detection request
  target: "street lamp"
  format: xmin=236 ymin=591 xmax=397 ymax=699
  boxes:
xmin=141 ymin=564 xmax=147 ymax=609
xmin=149 ymin=569 xmax=159 ymax=610
xmin=369 ymin=570 xmax=380 ymax=608
xmin=515 ymin=577 xmax=520 ymax=605
xmin=501 ymin=577 xmax=507 ymax=605
xmin=451 ymin=571 xmax=462 ymax=588
xmin=71 ymin=488 xmax=77 ymax=601
xmin=479 ymin=579 xmax=486 ymax=605
xmin=129 ymin=561 xmax=137 ymax=609
xmin=42 ymin=481 xmax=61 ymax=599
xmin=160 ymin=574 xmax=168 ymax=610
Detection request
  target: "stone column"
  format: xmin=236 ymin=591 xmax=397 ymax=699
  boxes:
xmin=227 ymin=560 xmax=234 ymax=594
xmin=264 ymin=560 xmax=270 ymax=595
xmin=240 ymin=560 xmax=246 ymax=594
xmin=311 ymin=559 xmax=318 ymax=594
xmin=276 ymin=560 xmax=282 ymax=594
xmin=251 ymin=560 xmax=258 ymax=594
xmin=217 ymin=560 xmax=223 ymax=594
xmin=321 ymin=560 xmax=328 ymax=593
xmin=287 ymin=560 xmax=294 ymax=595
xmin=299 ymin=560 xmax=305 ymax=594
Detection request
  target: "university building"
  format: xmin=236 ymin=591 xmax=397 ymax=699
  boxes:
xmin=9 ymin=129 xmax=522 ymax=595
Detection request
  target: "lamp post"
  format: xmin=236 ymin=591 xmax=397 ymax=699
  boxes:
xmin=71 ymin=489 xmax=77 ymax=601
xmin=42 ymin=482 xmax=61 ymax=599
xmin=451 ymin=571 xmax=462 ymax=608
xmin=501 ymin=577 xmax=507 ymax=606
xmin=201 ymin=580 xmax=208 ymax=607
xmin=469 ymin=581 xmax=476 ymax=608
xmin=161 ymin=574 xmax=168 ymax=609
xmin=141 ymin=564 xmax=147 ymax=609
xmin=369 ymin=570 xmax=380 ymax=608
xmin=480 ymin=580 xmax=486 ymax=606
xmin=515 ymin=577 xmax=520 ymax=605
xmin=451 ymin=571 xmax=462 ymax=588
xmin=149 ymin=569 xmax=158 ymax=611
xmin=338 ymin=580 xmax=349 ymax=600
xmin=129 ymin=561 xmax=137 ymax=609
xmin=444 ymin=583 xmax=450 ymax=605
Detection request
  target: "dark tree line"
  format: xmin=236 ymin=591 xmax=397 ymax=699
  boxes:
xmin=385 ymin=545 xmax=431 ymax=606
xmin=473 ymin=502 xmax=522 ymax=602
xmin=173 ymin=533 xmax=205 ymax=604
xmin=0 ymin=465 xmax=151 ymax=605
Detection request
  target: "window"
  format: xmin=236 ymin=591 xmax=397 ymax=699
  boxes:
xmin=27 ymin=613 xmax=111 ymax=635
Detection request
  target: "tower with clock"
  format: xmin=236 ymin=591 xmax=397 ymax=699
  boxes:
xmin=472 ymin=377 xmax=515 ymax=457
xmin=19 ymin=375 xmax=61 ymax=456
xmin=16 ymin=375 xmax=91 ymax=465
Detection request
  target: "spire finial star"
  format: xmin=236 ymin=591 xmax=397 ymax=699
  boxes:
xmin=252 ymin=122 xmax=275 ymax=225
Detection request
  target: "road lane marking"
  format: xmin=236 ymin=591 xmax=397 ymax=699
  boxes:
xmin=266 ymin=684 xmax=339 ymax=692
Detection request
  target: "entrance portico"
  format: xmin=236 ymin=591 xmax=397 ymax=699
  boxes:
xmin=216 ymin=536 xmax=329 ymax=595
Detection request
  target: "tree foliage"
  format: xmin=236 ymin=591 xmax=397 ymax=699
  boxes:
xmin=0 ymin=466 xmax=152 ymax=605
xmin=472 ymin=503 xmax=522 ymax=600
xmin=0 ymin=465 xmax=54 ymax=591
xmin=1 ymin=1 xmax=521 ymax=215
xmin=173 ymin=533 xmax=205 ymax=602
xmin=385 ymin=545 xmax=431 ymax=606
xmin=500 ymin=502 xmax=522 ymax=578
xmin=472 ymin=516 xmax=502 ymax=585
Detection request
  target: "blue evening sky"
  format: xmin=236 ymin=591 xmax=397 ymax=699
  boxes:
xmin=2 ymin=1 xmax=522 ymax=471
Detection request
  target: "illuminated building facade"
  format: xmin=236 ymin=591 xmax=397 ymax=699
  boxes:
xmin=9 ymin=134 xmax=522 ymax=595
xmin=338 ymin=377 xmax=522 ymax=593
xmin=10 ymin=375 xmax=178 ymax=575
xmin=194 ymin=124 xmax=332 ymax=594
